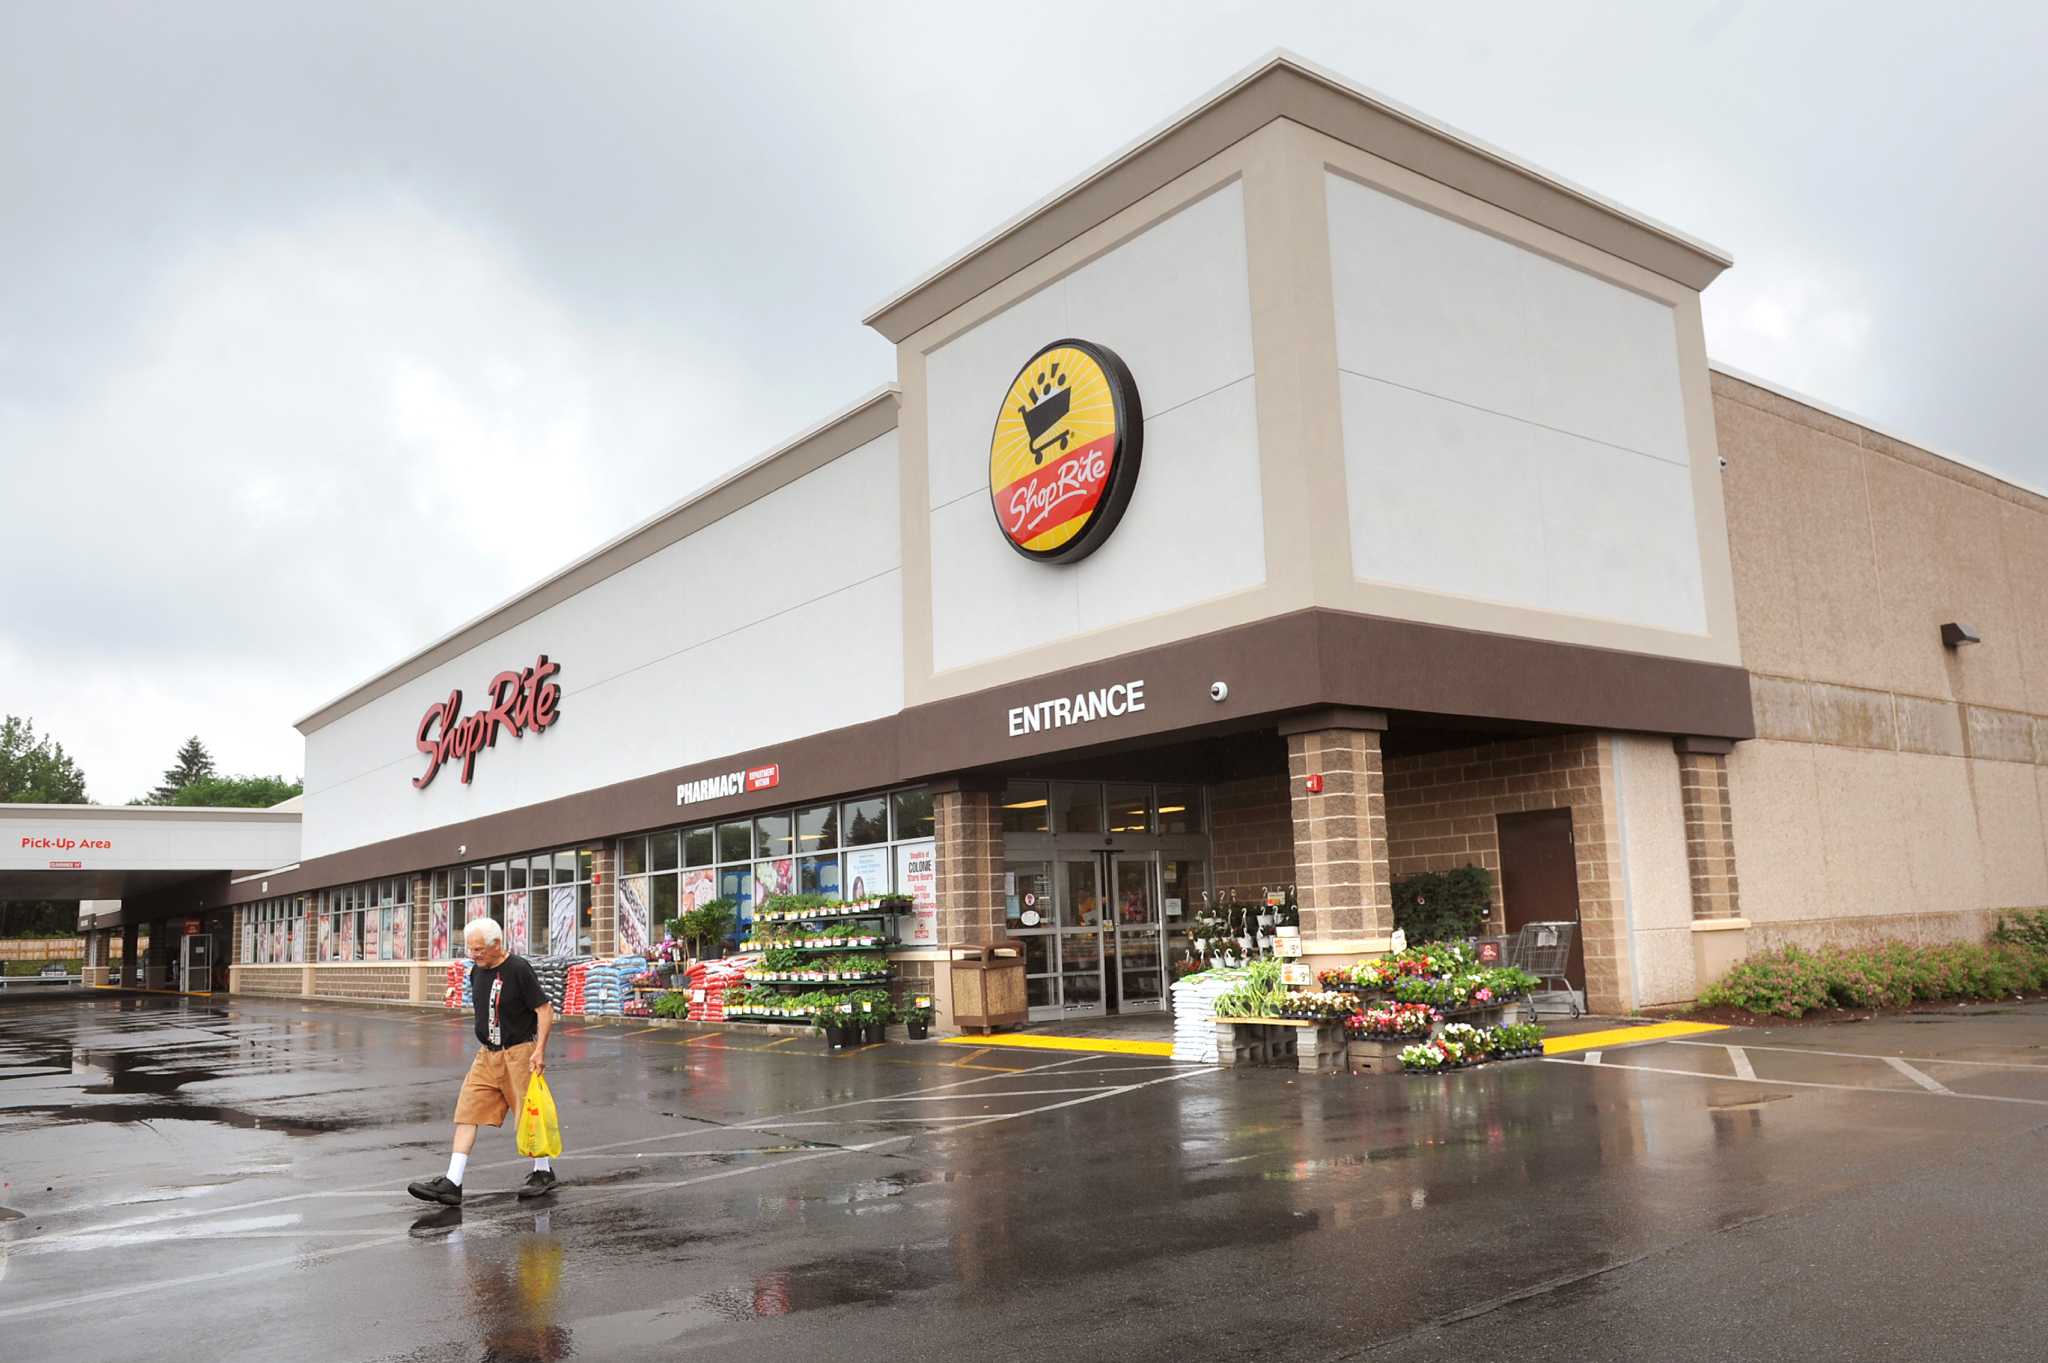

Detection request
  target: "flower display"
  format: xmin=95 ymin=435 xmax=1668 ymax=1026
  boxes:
xmin=1346 ymin=1001 xmax=1440 ymax=1038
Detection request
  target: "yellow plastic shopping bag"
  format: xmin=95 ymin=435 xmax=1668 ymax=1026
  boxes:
xmin=516 ymin=1072 xmax=562 ymax=1157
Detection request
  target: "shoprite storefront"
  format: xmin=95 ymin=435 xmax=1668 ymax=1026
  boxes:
xmin=205 ymin=54 xmax=2048 ymax=1025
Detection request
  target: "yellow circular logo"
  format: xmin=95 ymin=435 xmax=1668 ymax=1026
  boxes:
xmin=988 ymin=339 xmax=1142 ymax=563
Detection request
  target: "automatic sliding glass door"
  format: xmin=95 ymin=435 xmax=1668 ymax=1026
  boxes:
xmin=1110 ymin=854 xmax=1165 ymax=1012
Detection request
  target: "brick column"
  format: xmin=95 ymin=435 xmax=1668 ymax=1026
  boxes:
xmin=592 ymin=844 xmax=617 ymax=958
xmin=411 ymin=876 xmax=432 ymax=960
xmin=934 ymin=784 xmax=1004 ymax=947
xmin=1676 ymin=738 xmax=1742 ymax=920
xmin=1283 ymin=711 xmax=1393 ymax=947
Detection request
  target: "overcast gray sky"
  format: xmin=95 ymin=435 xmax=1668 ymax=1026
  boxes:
xmin=4 ymin=2 xmax=2042 ymax=804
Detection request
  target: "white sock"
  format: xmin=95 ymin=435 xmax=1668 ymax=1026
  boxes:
xmin=446 ymin=1152 xmax=469 ymax=1185
xmin=533 ymin=1156 xmax=552 ymax=1173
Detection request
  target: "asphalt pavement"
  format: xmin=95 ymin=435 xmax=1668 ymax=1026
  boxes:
xmin=4 ymin=993 xmax=2048 ymax=1361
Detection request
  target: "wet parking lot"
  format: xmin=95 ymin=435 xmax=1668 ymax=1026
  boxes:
xmin=5 ymin=994 xmax=2048 ymax=1361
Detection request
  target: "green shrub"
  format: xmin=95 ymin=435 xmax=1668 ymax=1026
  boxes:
xmin=1700 ymin=938 xmax=2048 ymax=1017
xmin=1390 ymin=865 xmax=1494 ymax=944
xmin=1992 ymin=910 xmax=2048 ymax=950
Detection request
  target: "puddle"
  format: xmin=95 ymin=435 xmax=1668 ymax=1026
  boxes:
xmin=701 ymin=1247 xmax=954 ymax=1319
xmin=14 ymin=1101 xmax=362 ymax=1136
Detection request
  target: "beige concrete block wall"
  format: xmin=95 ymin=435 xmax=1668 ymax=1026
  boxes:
xmin=229 ymin=965 xmax=306 ymax=998
xmin=1718 ymin=372 xmax=2048 ymax=960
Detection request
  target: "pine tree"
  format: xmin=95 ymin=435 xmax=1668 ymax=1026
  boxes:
xmin=148 ymin=736 xmax=216 ymax=804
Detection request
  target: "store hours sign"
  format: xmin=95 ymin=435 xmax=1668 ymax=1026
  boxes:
xmin=413 ymin=654 xmax=562 ymax=790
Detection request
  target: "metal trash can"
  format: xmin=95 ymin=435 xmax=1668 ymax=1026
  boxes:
xmin=950 ymin=942 xmax=1028 ymax=1033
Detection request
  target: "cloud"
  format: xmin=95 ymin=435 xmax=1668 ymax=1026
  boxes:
xmin=0 ymin=193 xmax=752 ymax=802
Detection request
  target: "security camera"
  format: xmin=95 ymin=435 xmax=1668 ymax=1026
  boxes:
xmin=1209 ymin=681 xmax=1230 ymax=703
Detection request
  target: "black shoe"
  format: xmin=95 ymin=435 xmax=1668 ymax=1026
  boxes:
xmin=517 ymin=1169 xmax=559 ymax=1200
xmin=407 ymin=1175 xmax=464 ymax=1206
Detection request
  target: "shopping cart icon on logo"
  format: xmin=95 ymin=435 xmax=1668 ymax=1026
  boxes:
xmin=1020 ymin=361 xmax=1073 ymax=464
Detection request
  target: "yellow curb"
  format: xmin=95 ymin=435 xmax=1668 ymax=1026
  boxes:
xmin=1543 ymin=1021 xmax=1727 ymax=1054
xmin=939 ymin=1032 xmax=1179 ymax=1058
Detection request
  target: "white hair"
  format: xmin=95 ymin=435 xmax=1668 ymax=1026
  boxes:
xmin=464 ymin=918 xmax=504 ymax=948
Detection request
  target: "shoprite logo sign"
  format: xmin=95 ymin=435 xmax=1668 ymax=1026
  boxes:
xmin=987 ymin=338 xmax=1142 ymax=564
xmin=413 ymin=654 xmax=562 ymax=790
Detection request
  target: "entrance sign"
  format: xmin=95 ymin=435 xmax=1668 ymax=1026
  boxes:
xmin=1007 ymin=679 xmax=1145 ymax=737
xmin=988 ymin=338 xmax=1143 ymax=564
xmin=413 ymin=654 xmax=562 ymax=790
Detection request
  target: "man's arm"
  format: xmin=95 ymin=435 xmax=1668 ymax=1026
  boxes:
xmin=531 ymin=1001 xmax=553 ymax=1074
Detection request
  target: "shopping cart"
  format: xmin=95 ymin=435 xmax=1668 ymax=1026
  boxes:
xmin=1020 ymin=366 xmax=1073 ymax=462
xmin=1507 ymin=921 xmax=1581 ymax=1018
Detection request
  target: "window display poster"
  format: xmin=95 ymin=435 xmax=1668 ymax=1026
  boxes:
xmin=363 ymin=910 xmax=380 ymax=962
xmin=755 ymin=858 xmax=794 ymax=903
xmin=548 ymin=885 xmax=577 ymax=956
xmin=844 ymin=847 xmax=889 ymax=901
xmin=895 ymin=840 xmax=937 ymax=946
xmin=388 ymin=905 xmax=409 ymax=960
xmin=505 ymin=890 xmax=530 ymax=955
xmin=318 ymin=912 xmax=335 ymax=962
xmin=680 ymin=868 xmax=715 ymax=913
xmin=467 ymin=895 xmax=490 ymax=925
xmin=430 ymin=901 xmax=451 ymax=959
xmin=617 ymin=876 xmax=650 ymax=957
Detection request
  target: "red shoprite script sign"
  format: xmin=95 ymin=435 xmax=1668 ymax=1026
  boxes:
xmin=414 ymin=654 xmax=562 ymax=790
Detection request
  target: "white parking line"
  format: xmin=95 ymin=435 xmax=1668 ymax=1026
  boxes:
xmin=1726 ymin=1046 xmax=1757 ymax=1081
xmin=1882 ymin=1055 xmax=1954 ymax=1094
xmin=1548 ymin=1056 xmax=2048 ymax=1106
xmin=1667 ymin=1039 xmax=2048 ymax=1069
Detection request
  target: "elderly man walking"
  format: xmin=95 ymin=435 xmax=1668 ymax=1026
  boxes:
xmin=408 ymin=917 xmax=558 ymax=1206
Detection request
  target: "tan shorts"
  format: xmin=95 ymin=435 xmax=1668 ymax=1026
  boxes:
xmin=453 ymin=1042 xmax=535 ymax=1127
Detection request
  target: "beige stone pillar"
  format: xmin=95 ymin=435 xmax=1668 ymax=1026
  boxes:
xmin=1677 ymin=736 xmax=1749 ymax=988
xmin=1283 ymin=710 xmax=1393 ymax=952
xmin=934 ymin=783 xmax=1004 ymax=948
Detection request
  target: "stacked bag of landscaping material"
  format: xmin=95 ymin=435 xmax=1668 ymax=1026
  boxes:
xmin=581 ymin=955 xmax=647 ymax=1016
xmin=685 ymin=955 xmax=755 ymax=1023
xmin=443 ymin=959 xmax=472 ymax=1010
xmin=561 ymin=960 xmax=592 ymax=1016
xmin=1171 ymin=967 xmax=1244 ymax=1063
xmin=528 ymin=954 xmax=586 ymax=1012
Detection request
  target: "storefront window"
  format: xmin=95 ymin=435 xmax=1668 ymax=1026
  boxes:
xmin=649 ymin=830 xmax=679 ymax=874
xmin=683 ymin=824 xmax=715 ymax=867
xmin=651 ymin=872 xmax=679 ymax=928
xmin=718 ymin=820 xmax=753 ymax=864
xmin=622 ymin=836 xmax=647 ymax=876
xmin=1001 ymin=781 xmax=1051 ymax=834
xmin=1106 ymin=784 xmax=1151 ymax=835
xmin=1156 ymin=785 xmax=1201 ymax=835
xmin=796 ymin=803 xmax=837 ymax=852
xmin=892 ymin=788 xmax=935 ymax=841
xmin=842 ymin=796 xmax=888 ymax=846
xmin=754 ymin=812 xmax=794 ymax=858
xmin=798 ymin=854 xmax=841 ymax=897
xmin=1056 ymin=782 xmax=1103 ymax=835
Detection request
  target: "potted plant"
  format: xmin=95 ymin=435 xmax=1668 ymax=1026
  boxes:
xmin=814 ymin=998 xmax=850 ymax=1048
xmin=898 ymin=995 xmax=934 ymax=1040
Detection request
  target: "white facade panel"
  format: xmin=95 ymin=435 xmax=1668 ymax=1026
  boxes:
xmin=302 ymin=433 xmax=904 ymax=860
xmin=925 ymin=182 xmax=1261 ymax=674
xmin=1328 ymin=172 xmax=1706 ymax=635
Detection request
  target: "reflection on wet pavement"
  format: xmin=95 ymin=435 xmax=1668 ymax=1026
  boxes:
xmin=8 ymin=995 xmax=2048 ymax=1360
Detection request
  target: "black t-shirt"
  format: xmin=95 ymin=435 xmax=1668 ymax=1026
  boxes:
xmin=471 ymin=954 xmax=548 ymax=1048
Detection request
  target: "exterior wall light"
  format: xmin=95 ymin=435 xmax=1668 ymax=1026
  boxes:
xmin=1941 ymin=622 xmax=1981 ymax=649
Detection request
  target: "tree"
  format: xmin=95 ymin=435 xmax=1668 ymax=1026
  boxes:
xmin=0 ymin=716 xmax=89 ymax=804
xmin=147 ymin=736 xmax=216 ymax=804
xmin=165 ymin=774 xmax=303 ymax=808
